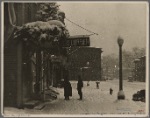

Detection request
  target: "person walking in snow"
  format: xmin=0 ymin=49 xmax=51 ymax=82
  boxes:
xmin=77 ymin=75 xmax=83 ymax=100
xmin=96 ymin=80 xmax=100 ymax=89
xmin=110 ymin=88 xmax=113 ymax=95
xmin=64 ymin=78 xmax=72 ymax=100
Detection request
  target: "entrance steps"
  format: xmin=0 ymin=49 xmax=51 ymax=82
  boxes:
xmin=34 ymin=103 xmax=45 ymax=110
xmin=24 ymin=88 xmax=59 ymax=109
xmin=24 ymin=100 xmax=40 ymax=109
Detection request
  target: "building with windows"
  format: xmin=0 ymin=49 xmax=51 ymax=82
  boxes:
xmin=133 ymin=56 xmax=146 ymax=82
xmin=68 ymin=47 xmax=102 ymax=81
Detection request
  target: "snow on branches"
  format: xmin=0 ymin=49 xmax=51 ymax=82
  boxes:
xmin=13 ymin=3 xmax=69 ymax=51
xmin=36 ymin=3 xmax=65 ymax=23
xmin=13 ymin=20 xmax=69 ymax=50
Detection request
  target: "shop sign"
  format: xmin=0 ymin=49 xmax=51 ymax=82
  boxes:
xmin=64 ymin=35 xmax=90 ymax=47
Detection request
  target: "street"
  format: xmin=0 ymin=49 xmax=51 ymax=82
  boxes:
xmin=4 ymin=79 xmax=146 ymax=116
xmin=3 ymin=2 xmax=148 ymax=117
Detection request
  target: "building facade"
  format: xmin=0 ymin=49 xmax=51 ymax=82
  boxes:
xmin=134 ymin=56 xmax=146 ymax=82
xmin=4 ymin=3 xmax=38 ymax=108
xmin=4 ymin=3 xmax=68 ymax=108
xmin=68 ymin=47 xmax=102 ymax=81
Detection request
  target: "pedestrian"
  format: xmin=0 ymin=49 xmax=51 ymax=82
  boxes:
xmin=96 ymin=80 xmax=100 ymax=89
xmin=110 ymin=88 xmax=113 ymax=95
xmin=64 ymin=78 xmax=72 ymax=100
xmin=77 ymin=75 xmax=83 ymax=100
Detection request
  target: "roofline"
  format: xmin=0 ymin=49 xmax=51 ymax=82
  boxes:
xmin=68 ymin=35 xmax=90 ymax=39
xmin=74 ymin=46 xmax=102 ymax=50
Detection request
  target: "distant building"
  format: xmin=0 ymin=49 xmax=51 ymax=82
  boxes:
xmin=133 ymin=56 xmax=146 ymax=82
xmin=68 ymin=47 xmax=102 ymax=81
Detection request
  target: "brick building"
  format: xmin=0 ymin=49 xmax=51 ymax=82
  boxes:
xmin=133 ymin=56 xmax=146 ymax=82
xmin=68 ymin=47 xmax=102 ymax=81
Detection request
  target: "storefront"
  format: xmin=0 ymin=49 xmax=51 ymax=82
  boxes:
xmin=4 ymin=3 xmax=69 ymax=108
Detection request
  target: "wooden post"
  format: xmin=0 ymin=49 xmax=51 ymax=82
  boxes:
xmin=41 ymin=51 xmax=45 ymax=101
xmin=16 ymin=3 xmax=25 ymax=108
xmin=47 ymin=58 xmax=50 ymax=89
xmin=51 ymin=63 xmax=54 ymax=87
xmin=17 ymin=42 xmax=23 ymax=108
xmin=35 ymin=49 xmax=41 ymax=95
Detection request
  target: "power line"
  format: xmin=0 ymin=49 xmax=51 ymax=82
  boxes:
xmin=67 ymin=47 xmax=81 ymax=55
xmin=65 ymin=18 xmax=99 ymax=36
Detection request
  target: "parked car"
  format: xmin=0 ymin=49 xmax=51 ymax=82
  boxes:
xmin=132 ymin=89 xmax=145 ymax=102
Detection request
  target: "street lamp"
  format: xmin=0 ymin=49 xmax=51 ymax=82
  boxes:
xmin=117 ymin=37 xmax=125 ymax=100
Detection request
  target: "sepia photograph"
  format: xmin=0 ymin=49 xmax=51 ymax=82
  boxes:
xmin=1 ymin=1 xmax=149 ymax=117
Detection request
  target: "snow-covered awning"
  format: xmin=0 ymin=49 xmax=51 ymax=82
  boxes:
xmin=25 ymin=20 xmax=65 ymax=28
xmin=13 ymin=20 xmax=69 ymax=50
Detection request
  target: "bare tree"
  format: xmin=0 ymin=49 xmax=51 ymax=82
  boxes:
xmin=122 ymin=50 xmax=134 ymax=68
xmin=132 ymin=47 xmax=145 ymax=59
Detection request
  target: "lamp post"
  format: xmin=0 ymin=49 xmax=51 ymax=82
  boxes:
xmin=117 ymin=37 xmax=125 ymax=100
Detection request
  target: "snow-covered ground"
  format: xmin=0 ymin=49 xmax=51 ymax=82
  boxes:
xmin=3 ymin=80 xmax=148 ymax=117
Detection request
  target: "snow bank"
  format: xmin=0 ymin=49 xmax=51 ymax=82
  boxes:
xmin=3 ymin=80 xmax=146 ymax=116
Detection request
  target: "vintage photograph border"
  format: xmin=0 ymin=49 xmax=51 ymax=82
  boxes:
xmin=0 ymin=0 xmax=149 ymax=117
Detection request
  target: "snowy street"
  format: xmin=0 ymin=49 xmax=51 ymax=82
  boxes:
xmin=4 ymin=80 xmax=146 ymax=116
xmin=3 ymin=2 xmax=148 ymax=118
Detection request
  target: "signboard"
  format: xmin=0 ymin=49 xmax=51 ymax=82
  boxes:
xmin=64 ymin=35 xmax=90 ymax=47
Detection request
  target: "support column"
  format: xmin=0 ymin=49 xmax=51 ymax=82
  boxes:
xmin=46 ymin=58 xmax=50 ymax=89
xmin=35 ymin=49 xmax=41 ymax=95
xmin=51 ymin=63 xmax=54 ymax=87
xmin=17 ymin=42 xmax=23 ymax=108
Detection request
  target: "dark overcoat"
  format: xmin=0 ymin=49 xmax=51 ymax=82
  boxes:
xmin=64 ymin=81 xmax=72 ymax=97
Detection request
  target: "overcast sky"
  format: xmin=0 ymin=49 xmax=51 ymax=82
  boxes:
xmin=58 ymin=2 xmax=148 ymax=55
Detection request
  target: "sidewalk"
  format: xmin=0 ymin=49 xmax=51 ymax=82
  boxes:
xmin=3 ymin=80 xmax=146 ymax=116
